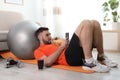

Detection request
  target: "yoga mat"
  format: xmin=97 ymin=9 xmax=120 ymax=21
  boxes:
xmin=52 ymin=65 xmax=94 ymax=73
xmin=0 ymin=51 xmax=94 ymax=73
xmin=0 ymin=51 xmax=37 ymax=64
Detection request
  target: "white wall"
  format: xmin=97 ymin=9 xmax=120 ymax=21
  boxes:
xmin=0 ymin=0 xmax=37 ymax=21
xmin=103 ymin=30 xmax=120 ymax=52
xmin=51 ymin=0 xmax=120 ymax=38
xmin=0 ymin=0 xmax=120 ymax=38
xmin=55 ymin=0 xmax=104 ymax=38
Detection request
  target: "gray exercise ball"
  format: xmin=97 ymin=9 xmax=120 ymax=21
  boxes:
xmin=7 ymin=21 xmax=40 ymax=60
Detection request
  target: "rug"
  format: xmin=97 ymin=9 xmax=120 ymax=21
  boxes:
xmin=0 ymin=51 xmax=94 ymax=73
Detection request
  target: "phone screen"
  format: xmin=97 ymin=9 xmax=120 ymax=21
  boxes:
xmin=65 ymin=32 xmax=69 ymax=40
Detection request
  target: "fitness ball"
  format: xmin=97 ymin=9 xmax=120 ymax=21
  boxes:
xmin=7 ymin=20 xmax=40 ymax=59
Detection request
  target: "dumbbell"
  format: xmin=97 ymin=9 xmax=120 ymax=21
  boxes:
xmin=6 ymin=57 xmax=22 ymax=68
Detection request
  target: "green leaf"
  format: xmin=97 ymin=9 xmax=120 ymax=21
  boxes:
xmin=112 ymin=11 xmax=117 ymax=16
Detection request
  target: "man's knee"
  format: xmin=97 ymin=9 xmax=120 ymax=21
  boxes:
xmin=80 ymin=20 xmax=91 ymax=27
xmin=91 ymin=20 xmax=100 ymax=27
xmin=81 ymin=20 xmax=91 ymax=25
xmin=91 ymin=20 xmax=99 ymax=23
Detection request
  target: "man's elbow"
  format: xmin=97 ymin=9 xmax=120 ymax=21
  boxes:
xmin=44 ymin=61 xmax=53 ymax=67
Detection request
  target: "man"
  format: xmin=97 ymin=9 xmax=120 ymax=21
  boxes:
xmin=34 ymin=20 xmax=117 ymax=72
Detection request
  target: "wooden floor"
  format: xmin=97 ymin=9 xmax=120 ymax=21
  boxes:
xmin=0 ymin=51 xmax=120 ymax=80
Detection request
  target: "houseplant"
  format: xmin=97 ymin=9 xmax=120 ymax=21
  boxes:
xmin=102 ymin=0 xmax=120 ymax=29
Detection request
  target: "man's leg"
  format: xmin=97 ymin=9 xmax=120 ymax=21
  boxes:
xmin=74 ymin=20 xmax=110 ymax=72
xmin=90 ymin=20 xmax=104 ymax=57
xmin=75 ymin=20 xmax=94 ymax=59
xmin=90 ymin=20 xmax=118 ymax=68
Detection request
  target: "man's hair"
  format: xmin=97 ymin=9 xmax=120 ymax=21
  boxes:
xmin=35 ymin=27 xmax=49 ymax=38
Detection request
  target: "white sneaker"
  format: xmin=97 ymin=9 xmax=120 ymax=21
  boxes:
xmin=82 ymin=60 xmax=110 ymax=73
xmin=97 ymin=56 xmax=118 ymax=68
xmin=102 ymin=58 xmax=117 ymax=68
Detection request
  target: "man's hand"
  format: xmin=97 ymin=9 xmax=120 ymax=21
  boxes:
xmin=60 ymin=39 xmax=69 ymax=49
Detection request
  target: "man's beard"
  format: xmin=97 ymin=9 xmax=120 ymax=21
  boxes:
xmin=43 ymin=40 xmax=51 ymax=44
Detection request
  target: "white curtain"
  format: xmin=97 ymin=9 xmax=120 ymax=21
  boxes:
xmin=38 ymin=0 xmax=108 ymax=38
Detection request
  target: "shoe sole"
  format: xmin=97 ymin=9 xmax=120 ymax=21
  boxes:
xmin=82 ymin=66 xmax=110 ymax=73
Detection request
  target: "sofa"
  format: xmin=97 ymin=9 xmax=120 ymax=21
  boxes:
xmin=0 ymin=10 xmax=24 ymax=51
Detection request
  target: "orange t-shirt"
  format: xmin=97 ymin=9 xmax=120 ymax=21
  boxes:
xmin=34 ymin=44 xmax=68 ymax=65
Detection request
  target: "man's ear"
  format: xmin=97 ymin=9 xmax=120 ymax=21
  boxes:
xmin=38 ymin=33 xmax=42 ymax=40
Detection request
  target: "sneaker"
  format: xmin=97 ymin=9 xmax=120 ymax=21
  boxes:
xmin=82 ymin=60 xmax=110 ymax=73
xmin=97 ymin=55 xmax=118 ymax=68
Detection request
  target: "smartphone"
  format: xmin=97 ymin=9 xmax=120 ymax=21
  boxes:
xmin=65 ymin=32 xmax=69 ymax=40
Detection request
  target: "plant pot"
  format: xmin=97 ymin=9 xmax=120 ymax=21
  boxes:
xmin=112 ymin=22 xmax=120 ymax=30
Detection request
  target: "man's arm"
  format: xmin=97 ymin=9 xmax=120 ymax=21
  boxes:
xmin=40 ymin=39 xmax=68 ymax=67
